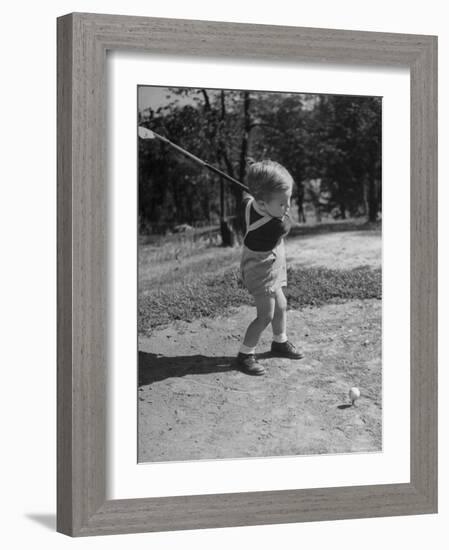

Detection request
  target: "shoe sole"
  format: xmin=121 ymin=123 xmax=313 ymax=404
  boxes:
xmin=234 ymin=359 xmax=265 ymax=376
xmin=241 ymin=367 xmax=265 ymax=376
xmin=239 ymin=367 xmax=265 ymax=376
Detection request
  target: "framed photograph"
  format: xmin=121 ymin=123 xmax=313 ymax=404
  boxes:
xmin=57 ymin=13 xmax=437 ymax=536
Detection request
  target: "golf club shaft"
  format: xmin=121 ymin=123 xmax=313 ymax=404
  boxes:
xmin=141 ymin=128 xmax=249 ymax=193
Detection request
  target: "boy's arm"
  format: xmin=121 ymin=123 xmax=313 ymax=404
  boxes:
xmin=240 ymin=192 xmax=252 ymax=230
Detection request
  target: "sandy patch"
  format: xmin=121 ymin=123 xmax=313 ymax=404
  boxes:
xmin=286 ymin=230 xmax=381 ymax=270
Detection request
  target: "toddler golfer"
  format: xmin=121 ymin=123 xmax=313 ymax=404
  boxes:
xmin=236 ymin=160 xmax=303 ymax=375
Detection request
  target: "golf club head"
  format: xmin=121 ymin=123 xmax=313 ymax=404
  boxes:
xmin=138 ymin=126 xmax=155 ymax=139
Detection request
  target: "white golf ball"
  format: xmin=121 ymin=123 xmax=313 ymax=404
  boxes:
xmin=349 ymin=387 xmax=361 ymax=403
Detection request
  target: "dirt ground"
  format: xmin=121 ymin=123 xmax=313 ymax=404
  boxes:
xmin=138 ymin=227 xmax=382 ymax=463
xmin=138 ymin=299 xmax=381 ymax=462
xmin=285 ymin=228 xmax=381 ymax=270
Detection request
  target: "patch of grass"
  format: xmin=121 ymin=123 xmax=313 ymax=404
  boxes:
xmin=139 ymin=269 xmax=247 ymax=334
xmin=286 ymin=266 xmax=381 ymax=307
xmin=138 ymin=266 xmax=381 ymax=335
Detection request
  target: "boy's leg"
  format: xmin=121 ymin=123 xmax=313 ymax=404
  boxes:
xmin=271 ymin=288 xmax=287 ymax=341
xmin=271 ymin=287 xmax=303 ymax=359
xmin=242 ymin=294 xmax=275 ymax=348
xmin=237 ymin=294 xmax=275 ymax=375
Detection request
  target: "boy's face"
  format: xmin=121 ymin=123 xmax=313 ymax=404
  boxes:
xmin=260 ymin=188 xmax=292 ymax=219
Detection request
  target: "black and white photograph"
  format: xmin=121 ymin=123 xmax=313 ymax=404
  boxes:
xmin=137 ymin=85 xmax=382 ymax=463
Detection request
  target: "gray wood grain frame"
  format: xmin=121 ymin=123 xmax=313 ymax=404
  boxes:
xmin=57 ymin=12 xmax=437 ymax=537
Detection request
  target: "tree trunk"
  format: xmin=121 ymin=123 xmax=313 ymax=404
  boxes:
xmin=220 ymin=178 xmax=225 ymax=218
xmin=367 ymin=177 xmax=378 ymax=222
xmin=228 ymin=91 xmax=251 ymax=239
xmin=296 ymin=182 xmax=306 ymax=223
xmin=297 ymin=203 xmax=306 ymax=223
xmin=220 ymin=218 xmax=236 ymax=247
xmin=239 ymin=91 xmax=252 ymax=183
xmin=218 ymin=180 xmax=239 ymax=246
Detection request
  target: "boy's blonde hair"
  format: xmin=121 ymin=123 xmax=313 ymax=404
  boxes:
xmin=246 ymin=160 xmax=294 ymax=200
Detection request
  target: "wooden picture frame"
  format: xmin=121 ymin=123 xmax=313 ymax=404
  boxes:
xmin=57 ymin=12 xmax=437 ymax=536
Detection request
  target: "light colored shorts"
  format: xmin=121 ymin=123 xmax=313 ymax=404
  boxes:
xmin=240 ymin=239 xmax=287 ymax=297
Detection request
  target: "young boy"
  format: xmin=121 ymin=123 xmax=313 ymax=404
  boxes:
xmin=236 ymin=160 xmax=303 ymax=375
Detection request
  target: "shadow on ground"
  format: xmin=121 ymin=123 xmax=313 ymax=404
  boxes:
xmin=139 ymin=352 xmax=238 ymax=386
xmin=25 ymin=514 xmax=56 ymax=531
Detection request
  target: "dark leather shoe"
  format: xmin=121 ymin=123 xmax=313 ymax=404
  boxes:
xmin=270 ymin=341 xmax=303 ymax=359
xmin=235 ymin=353 xmax=265 ymax=375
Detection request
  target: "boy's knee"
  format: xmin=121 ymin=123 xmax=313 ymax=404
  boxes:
xmin=276 ymin=300 xmax=287 ymax=314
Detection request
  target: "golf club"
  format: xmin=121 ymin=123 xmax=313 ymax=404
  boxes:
xmin=138 ymin=126 xmax=249 ymax=193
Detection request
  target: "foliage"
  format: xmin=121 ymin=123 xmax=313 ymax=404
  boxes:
xmin=138 ymin=89 xmax=382 ymax=230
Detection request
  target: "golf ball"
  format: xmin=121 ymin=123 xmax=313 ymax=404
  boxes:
xmin=349 ymin=387 xmax=361 ymax=402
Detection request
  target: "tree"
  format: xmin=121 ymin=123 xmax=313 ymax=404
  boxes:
xmin=295 ymin=94 xmax=382 ymax=222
